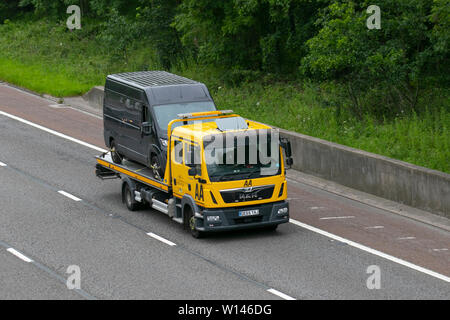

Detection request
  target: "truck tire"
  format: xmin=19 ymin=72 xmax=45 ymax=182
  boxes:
xmin=123 ymin=182 xmax=139 ymax=211
xmin=185 ymin=206 xmax=204 ymax=239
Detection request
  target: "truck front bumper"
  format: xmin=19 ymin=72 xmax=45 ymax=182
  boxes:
xmin=195 ymin=201 xmax=289 ymax=232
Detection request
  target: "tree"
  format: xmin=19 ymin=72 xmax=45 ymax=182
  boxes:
xmin=173 ymin=0 xmax=328 ymax=74
xmin=301 ymin=0 xmax=445 ymax=118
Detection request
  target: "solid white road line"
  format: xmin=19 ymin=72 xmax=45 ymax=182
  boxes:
xmin=267 ymin=288 xmax=296 ymax=300
xmin=146 ymin=232 xmax=177 ymax=246
xmin=58 ymin=190 xmax=82 ymax=202
xmin=2 ymin=110 xmax=448 ymax=283
xmin=7 ymin=248 xmax=33 ymax=263
xmin=319 ymin=216 xmax=355 ymax=220
xmin=0 ymin=161 xmax=7 ymax=167
xmin=0 ymin=111 xmax=107 ymax=153
xmin=289 ymin=218 xmax=450 ymax=283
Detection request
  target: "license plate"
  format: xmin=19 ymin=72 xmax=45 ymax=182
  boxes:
xmin=238 ymin=209 xmax=259 ymax=217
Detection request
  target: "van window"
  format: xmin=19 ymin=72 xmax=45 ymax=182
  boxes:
xmin=124 ymin=98 xmax=141 ymax=126
xmin=154 ymin=101 xmax=216 ymax=133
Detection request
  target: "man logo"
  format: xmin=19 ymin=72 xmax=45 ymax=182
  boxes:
xmin=244 ymin=180 xmax=252 ymax=188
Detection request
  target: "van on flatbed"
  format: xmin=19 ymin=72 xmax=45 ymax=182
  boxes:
xmin=96 ymin=72 xmax=293 ymax=238
xmin=103 ymin=71 xmax=216 ymax=178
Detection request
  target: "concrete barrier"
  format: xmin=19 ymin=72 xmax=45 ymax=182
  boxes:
xmin=82 ymin=86 xmax=104 ymax=110
xmin=279 ymin=129 xmax=450 ymax=218
xmin=81 ymin=85 xmax=450 ymax=217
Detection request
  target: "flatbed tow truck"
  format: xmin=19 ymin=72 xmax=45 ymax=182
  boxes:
xmin=95 ymin=110 xmax=293 ymax=238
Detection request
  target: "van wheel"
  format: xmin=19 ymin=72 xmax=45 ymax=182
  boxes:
xmin=123 ymin=183 xmax=139 ymax=211
xmin=110 ymin=140 xmax=122 ymax=164
xmin=150 ymin=154 xmax=163 ymax=180
xmin=185 ymin=207 xmax=203 ymax=239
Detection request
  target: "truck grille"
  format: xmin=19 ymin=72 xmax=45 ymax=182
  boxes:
xmin=234 ymin=216 xmax=264 ymax=224
xmin=220 ymin=185 xmax=275 ymax=203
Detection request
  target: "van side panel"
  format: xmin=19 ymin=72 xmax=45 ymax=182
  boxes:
xmin=103 ymin=79 xmax=125 ymax=148
xmin=104 ymin=78 xmax=148 ymax=163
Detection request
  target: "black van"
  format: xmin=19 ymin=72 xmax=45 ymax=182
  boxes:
xmin=103 ymin=71 xmax=216 ymax=178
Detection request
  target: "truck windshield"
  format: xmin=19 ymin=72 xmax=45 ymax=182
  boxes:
xmin=154 ymin=101 xmax=216 ymax=133
xmin=203 ymin=132 xmax=281 ymax=182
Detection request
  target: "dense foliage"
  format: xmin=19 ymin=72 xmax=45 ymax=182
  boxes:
xmin=1 ymin=0 xmax=449 ymax=118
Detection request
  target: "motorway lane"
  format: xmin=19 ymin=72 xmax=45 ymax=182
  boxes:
xmin=1 ymin=83 xmax=449 ymax=277
xmin=0 ymin=149 xmax=278 ymax=299
xmin=0 ymin=109 xmax=449 ymax=299
xmin=0 ymin=84 xmax=103 ymax=147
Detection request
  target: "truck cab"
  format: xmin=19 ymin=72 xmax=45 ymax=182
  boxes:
xmin=163 ymin=111 xmax=291 ymax=237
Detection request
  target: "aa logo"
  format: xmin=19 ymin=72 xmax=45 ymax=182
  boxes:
xmin=195 ymin=184 xmax=204 ymax=201
xmin=244 ymin=180 xmax=252 ymax=187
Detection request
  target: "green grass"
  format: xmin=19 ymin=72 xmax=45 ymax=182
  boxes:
xmin=0 ymin=57 xmax=93 ymax=96
xmin=0 ymin=18 xmax=449 ymax=173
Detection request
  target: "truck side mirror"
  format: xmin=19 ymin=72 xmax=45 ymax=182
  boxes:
xmin=280 ymin=138 xmax=292 ymax=158
xmin=286 ymin=157 xmax=293 ymax=166
xmin=141 ymin=122 xmax=152 ymax=135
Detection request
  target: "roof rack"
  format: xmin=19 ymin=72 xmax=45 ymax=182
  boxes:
xmin=109 ymin=71 xmax=198 ymax=88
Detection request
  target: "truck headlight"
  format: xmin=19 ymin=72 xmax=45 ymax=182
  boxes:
xmin=277 ymin=207 xmax=288 ymax=215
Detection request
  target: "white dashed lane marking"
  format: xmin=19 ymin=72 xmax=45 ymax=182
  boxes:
xmin=58 ymin=190 xmax=82 ymax=202
xmin=319 ymin=216 xmax=355 ymax=220
xmin=7 ymin=248 xmax=33 ymax=263
xmin=0 ymin=161 xmax=7 ymax=167
xmin=146 ymin=232 xmax=177 ymax=247
xmin=267 ymin=288 xmax=296 ymax=300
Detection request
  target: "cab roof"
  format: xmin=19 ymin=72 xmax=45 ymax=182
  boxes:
xmin=171 ymin=117 xmax=273 ymax=144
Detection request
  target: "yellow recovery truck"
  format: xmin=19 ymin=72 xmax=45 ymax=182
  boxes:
xmin=96 ymin=110 xmax=293 ymax=238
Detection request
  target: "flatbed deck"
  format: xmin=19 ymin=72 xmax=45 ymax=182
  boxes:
xmin=95 ymin=153 xmax=170 ymax=193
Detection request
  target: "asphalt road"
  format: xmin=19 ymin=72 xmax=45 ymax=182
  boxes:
xmin=0 ymin=83 xmax=449 ymax=299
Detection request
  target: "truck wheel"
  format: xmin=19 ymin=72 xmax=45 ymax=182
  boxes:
xmin=123 ymin=183 xmax=139 ymax=211
xmin=185 ymin=207 xmax=203 ymax=239
xmin=110 ymin=140 xmax=122 ymax=164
